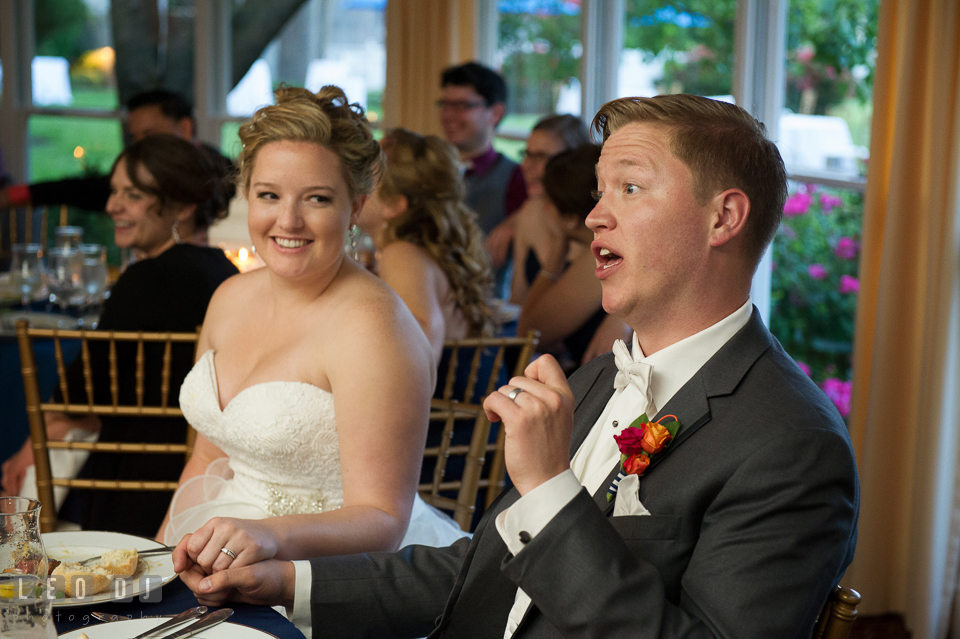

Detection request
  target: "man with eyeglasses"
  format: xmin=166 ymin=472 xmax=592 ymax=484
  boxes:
xmin=438 ymin=62 xmax=527 ymax=296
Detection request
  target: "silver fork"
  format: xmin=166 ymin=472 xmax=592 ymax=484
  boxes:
xmin=78 ymin=546 xmax=175 ymax=565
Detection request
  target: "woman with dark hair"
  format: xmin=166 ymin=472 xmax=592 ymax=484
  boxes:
xmin=516 ymin=144 xmax=626 ymax=374
xmin=509 ymin=114 xmax=590 ymax=304
xmin=1 ymin=134 xmax=238 ymax=536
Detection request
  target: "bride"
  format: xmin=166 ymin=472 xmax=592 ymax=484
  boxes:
xmin=160 ymin=86 xmax=467 ymax=572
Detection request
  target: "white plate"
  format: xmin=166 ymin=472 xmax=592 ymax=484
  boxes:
xmin=0 ymin=310 xmax=81 ymax=330
xmin=58 ymin=617 xmax=279 ymax=638
xmin=42 ymin=531 xmax=176 ymax=608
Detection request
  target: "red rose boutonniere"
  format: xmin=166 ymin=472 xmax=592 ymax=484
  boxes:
xmin=606 ymin=413 xmax=681 ymax=502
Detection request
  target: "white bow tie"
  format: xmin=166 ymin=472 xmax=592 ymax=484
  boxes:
xmin=613 ymin=339 xmax=655 ymax=415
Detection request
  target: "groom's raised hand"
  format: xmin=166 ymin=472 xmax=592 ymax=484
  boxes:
xmin=483 ymin=354 xmax=574 ymax=496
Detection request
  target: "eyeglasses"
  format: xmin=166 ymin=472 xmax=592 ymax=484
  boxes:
xmin=436 ymin=99 xmax=488 ymax=112
xmin=520 ymin=149 xmax=553 ymax=163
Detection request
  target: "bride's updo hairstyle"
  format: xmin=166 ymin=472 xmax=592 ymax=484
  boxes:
xmin=236 ymin=85 xmax=382 ymax=199
xmin=377 ymin=128 xmax=496 ymax=336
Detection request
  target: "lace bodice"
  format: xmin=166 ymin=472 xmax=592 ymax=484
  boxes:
xmin=179 ymin=350 xmax=344 ymax=516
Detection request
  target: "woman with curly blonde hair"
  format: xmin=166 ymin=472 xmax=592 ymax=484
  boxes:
xmin=161 ymin=88 xmax=469 ymax=606
xmin=358 ymin=127 xmax=495 ymax=363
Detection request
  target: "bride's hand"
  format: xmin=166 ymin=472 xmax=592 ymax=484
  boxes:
xmin=173 ymin=517 xmax=281 ymax=575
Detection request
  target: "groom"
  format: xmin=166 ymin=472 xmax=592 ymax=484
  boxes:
xmin=178 ymin=94 xmax=859 ymax=638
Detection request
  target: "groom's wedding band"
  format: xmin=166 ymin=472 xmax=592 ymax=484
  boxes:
xmin=220 ymin=547 xmax=237 ymax=560
xmin=507 ymin=387 xmax=525 ymax=401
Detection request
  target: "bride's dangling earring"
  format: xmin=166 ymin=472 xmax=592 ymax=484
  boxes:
xmin=172 ymin=220 xmax=182 ymax=244
xmin=349 ymin=225 xmax=360 ymax=261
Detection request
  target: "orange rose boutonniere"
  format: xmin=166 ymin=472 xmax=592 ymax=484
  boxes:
xmin=607 ymin=413 xmax=681 ymax=502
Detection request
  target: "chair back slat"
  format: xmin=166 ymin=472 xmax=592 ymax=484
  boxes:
xmin=161 ymin=338 xmax=173 ymax=409
xmin=15 ymin=320 xmax=201 ymax=533
xmin=109 ymin=339 xmax=119 ymax=407
xmin=419 ymin=331 xmax=539 ymax=531
xmin=135 ymin=336 xmax=145 ymax=408
xmin=53 ymin=336 xmax=70 ymax=404
xmin=80 ymin=339 xmax=94 ymax=406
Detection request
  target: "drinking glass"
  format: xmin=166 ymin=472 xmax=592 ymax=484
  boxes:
xmin=79 ymin=244 xmax=109 ymax=306
xmin=53 ymin=226 xmax=84 ymax=249
xmin=0 ymin=575 xmax=56 ymax=638
xmin=46 ymin=247 xmax=85 ymax=309
xmin=0 ymin=498 xmax=47 ymax=580
xmin=9 ymin=244 xmax=45 ymax=307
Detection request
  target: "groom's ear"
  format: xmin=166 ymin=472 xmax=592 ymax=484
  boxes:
xmin=708 ymin=188 xmax=749 ymax=248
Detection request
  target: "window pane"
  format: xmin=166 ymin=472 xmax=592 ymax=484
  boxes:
xmin=619 ymin=1 xmax=736 ymax=99
xmin=28 ymin=114 xmax=121 ymax=181
xmin=778 ymin=0 xmax=879 ymax=179
xmin=230 ymin=0 xmax=386 ymax=120
xmin=496 ymin=0 xmax=583 ymax=138
xmin=33 ymin=0 xmax=117 ymax=110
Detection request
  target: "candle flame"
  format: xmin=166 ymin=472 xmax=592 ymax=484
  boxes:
xmin=74 ymin=146 xmax=85 ymax=159
xmin=238 ymin=248 xmax=248 ymax=261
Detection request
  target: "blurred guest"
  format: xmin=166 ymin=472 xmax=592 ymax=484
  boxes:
xmin=1 ymin=135 xmax=238 ymax=536
xmin=357 ymin=128 xmax=495 ymax=363
xmin=516 ymin=145 xmax=626 ymax=375
xmin=509 ymin=114 xmax=591 ymax=304
xmin=439 ymin=62 xmax=526 ymax=295
xmin=0 ymin=90 xmax=231 ymax=216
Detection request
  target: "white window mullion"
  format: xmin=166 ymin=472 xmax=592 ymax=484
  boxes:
xmin=580 ymin=0 xmax=622 ymax=126
xmin=734 ymin=0 xmax=788 ymax=326
xmin=0 ymin=0 xmax=34 ymax=182
xmin=193 ymin=0 xmax=232 ymax=147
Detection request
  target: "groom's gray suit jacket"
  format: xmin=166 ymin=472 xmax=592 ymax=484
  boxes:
xmin=309 ymin=310 xmax=859 ymax=638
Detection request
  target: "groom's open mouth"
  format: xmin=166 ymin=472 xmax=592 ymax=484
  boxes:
xmin=593 ymin=245 xmax=623 ymax=271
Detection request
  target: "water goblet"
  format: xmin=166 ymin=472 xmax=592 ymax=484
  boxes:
xmin=9 ymin=244 xmax=45 ymax=307
xmin=0 ymin=575 xmax=56 ymax=638
xmin=0 ymin=498 xmax=48 ymax=581
xmin=46 ymin=247 xmax=85 ymax=310
xmin=79 ymin=243 xmax=108 ymax=306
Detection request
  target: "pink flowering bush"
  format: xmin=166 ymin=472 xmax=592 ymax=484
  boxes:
xmin=772 ymin=182 xmax=862 ymax=418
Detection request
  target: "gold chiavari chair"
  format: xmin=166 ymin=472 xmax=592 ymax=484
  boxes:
xmin=420 ymin=331 xmax=538 ymax=531
xmin=15 ymin=320 xmax=201 ymax=533
xmin=0 ymin=205 xmax=69 ymax=260
xmin=811 ymin=585 xmax=861 ymax=639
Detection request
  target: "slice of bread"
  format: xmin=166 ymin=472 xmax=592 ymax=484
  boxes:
xmin=51 ymin=549 xmax=139 ymax=597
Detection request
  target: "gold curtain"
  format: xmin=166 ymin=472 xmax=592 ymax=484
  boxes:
xmin=383 ymin=0 xmax=478 ymax=135
xmin=844 ymin=1 xmax=960 ymax=637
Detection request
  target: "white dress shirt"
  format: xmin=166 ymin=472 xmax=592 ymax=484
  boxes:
xmin=495 ymin=299 xmax=753 ymax=638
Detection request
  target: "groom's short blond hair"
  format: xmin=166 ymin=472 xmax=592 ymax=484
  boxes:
xmin=592 ymin=95 xmax=787 ymax=270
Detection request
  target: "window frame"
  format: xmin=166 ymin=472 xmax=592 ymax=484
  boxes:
xmin=478 ymin=0 xmax=867 ymax=322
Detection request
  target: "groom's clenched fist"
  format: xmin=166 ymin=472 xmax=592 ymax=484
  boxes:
xmin=483 ymin=354 xmax=574 ymax=496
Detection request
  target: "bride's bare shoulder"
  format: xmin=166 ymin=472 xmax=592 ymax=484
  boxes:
xmin=202 ymin=268 xmax=269 ymax=326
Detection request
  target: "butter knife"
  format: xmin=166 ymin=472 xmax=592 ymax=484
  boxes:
xmin=129 ymin=606 xmax=207 ymax=639
xmin=153 ymin=608 xmax=233 ymax=639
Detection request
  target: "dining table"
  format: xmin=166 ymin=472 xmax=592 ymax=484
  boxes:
xmin=52 ymin=577 xmax=306 ymax=638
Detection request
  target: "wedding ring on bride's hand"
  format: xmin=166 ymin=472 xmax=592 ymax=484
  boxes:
xmin=220 ymin=547 xmax=237 ymax=560
xmin=507 ymin=387 xmax=525 ymax=402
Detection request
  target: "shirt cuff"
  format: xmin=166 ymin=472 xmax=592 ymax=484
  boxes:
xmin=495 ymin=469 xmax=582 ymax=556
xmin=289 ymin=560 xmax=313 ymax=637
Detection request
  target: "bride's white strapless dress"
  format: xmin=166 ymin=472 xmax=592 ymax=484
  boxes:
xmin=163 ymin=349 xmax=470 ymax=548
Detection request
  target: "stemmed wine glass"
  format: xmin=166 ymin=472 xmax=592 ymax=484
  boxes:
xmin=9 ymin=245 xmax=45 ymax=308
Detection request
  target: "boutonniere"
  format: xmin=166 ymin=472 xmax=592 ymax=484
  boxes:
xmin=606 ymin=413 xmax=681 ymax=502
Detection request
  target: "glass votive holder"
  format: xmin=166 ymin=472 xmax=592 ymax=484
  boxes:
xmin=53 ymin=226 xmax=85 ymax=249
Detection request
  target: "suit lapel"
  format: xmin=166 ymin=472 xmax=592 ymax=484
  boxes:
xmin=568 ymin=354 xmax=617 ymax=456
xmin=592 ymin=309 xmax=774 ymax=514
